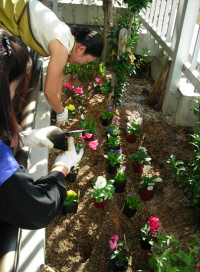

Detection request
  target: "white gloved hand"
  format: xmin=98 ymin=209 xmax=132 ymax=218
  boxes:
xmin=52 ymin=137 xmax=84 ymax=172
xmin=19 ymin=126 xmax=62 ymax=149
xmin=56 ymin=108 xmax=68 ymax=126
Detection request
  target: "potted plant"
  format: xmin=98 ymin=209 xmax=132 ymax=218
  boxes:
xmin=106 ymin=136 xmax=120 ymax=150
xmin=65 ymin=104 xmax=77 ymax=116
xmin=109 ymin=235 xmax=132 ymax=271
xmin=104 ymin=149 xmax=124 ymax=174
xmin=126 ymin=117 xmax=143 ymax=143
xmin=130 ymin=147 xmax=151 ymax=173
xmin=64 ymin=82 xmax=74 ymax=95
xmin=87 ymin=175 xmax=115 ymax=209
xmin=139 ymin=176 xmax=162 ymax=201
xmin=65 ymin=157 xmax=89 ymax=183
xmin=113 ymin=166 xmax=127 ymax=193
xmin=101 ymin=107 xmax=116 ymax=126
xmin=123 ymin=193 xmax=142 ymax=218
xmin=61 ymin=190 xmax=79 ymax=215
xmin=79 ymin=117 xmax=97 ymax=141
xmin=148 ymin=235 xmax=200 ymax=271
xmin=105 ymin=120 xmax=120 ymax=138
xmin=140 ymin=216 xmax=161 ymax=250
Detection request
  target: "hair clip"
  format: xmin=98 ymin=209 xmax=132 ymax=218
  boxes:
xmin=3 ymin=35 xmax=12 ymax=57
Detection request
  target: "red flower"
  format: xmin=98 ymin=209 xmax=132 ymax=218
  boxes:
xmin=88 ymin=139 xmax=98 ymax=150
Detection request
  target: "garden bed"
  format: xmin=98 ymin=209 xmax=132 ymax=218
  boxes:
xmin=46 ymin=73 xmax=200 ymax=272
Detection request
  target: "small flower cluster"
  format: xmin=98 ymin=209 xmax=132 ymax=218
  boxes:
xmin=64 ymin=190 xmax=78 ymax=205
xmin=148 ymin=216 xmax=160 ymax=236
xmin=194 ymin=266 xmax=200 ymax=270
xmin=127 ymin=117 xmax=143 ymax=136
xmin=105 ymin=149 xmax=124 ymax=167
xmin=95 ymin=77 xmax=103 ymax=85
xmin=141 ymin=216 xmax=161 ymax=242
xmin=101 ymin=107 xmax=116 ymax=120
xmin=74 ymin=87 xmax=84 ymax=95
xmin=78 ymin=133 xmax=99 ymax=150
xmin=105 ymin=120 xmax=120 ymax=137
xmin=64 ymin=82 xmax=86 ymax=103
xmin=64 ymin=82 xmax=74 ymax=89
xmin=130 ymin=146 xmax=151 ymax=166
xmin=110 ymin=235 xmax=118 ymax=250
xmin=65 ymin=104 xmax=77 ymax=115
xmin=72 ymin=74 xmax=77 ymax=80
xmin=87 ymin=175 xmax=115 ymax=203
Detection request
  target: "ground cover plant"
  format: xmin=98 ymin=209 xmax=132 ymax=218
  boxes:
xmin=46 ymin=71 xmax=200 ymax=272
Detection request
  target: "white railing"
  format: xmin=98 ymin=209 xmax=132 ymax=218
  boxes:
xmin=139 ymin=0 xmax=200 ymax=118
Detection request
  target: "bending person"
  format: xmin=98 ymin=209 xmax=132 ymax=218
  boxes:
xmin=0 ymin=0 xmax=103 ymax=125
xmin=0 ymin=29 xmax=83 ymax=230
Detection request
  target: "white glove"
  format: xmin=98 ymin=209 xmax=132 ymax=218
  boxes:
xmin=56 ymin=108 xmax=68 ymax=126
xmin=20 ymin=126 xmax=62 ymax=149
xmin=52 ymin=137 xmax=84 ymax=172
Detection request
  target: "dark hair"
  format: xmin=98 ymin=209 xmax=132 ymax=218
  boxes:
xmin=71 ymin=26 xmax=103 ymax=58
xmin=0 ymin=28 xmax=31 ymax=144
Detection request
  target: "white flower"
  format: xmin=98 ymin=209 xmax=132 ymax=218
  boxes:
xmin=121 ymin=166 xmax=126 ymax=171
xmin=145 ymin=157 xmax=152 ymax=162
xmin=139 ymin=146 xmax=147 ymax=153
xmin=135 ymin=117 xmax=143 ymax=125
xmin=155 ymin=177 xmax=162 ymax=182
xmin=96 ymin=176 xmax=107 ymax=189
xmin=143 ymin=165 xmax=151 ymax=174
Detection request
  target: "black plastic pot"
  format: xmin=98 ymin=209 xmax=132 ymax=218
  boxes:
xmin=108 ymin=163 xmax=120 ymax=174
xmin=140 ymin=239 xmax=152 ymax=250
xmin=61 ymin=202 xmax=78 ymax=215
xmin=112 ymin=259 xmax=128 ymax=271
xmin=122 ymin=202 xmax=137 ymax=218
xmin=113 ymin=180 xmax=126 ymax=193
xmin=65 ymin=167 xmax=78 ymax=182
xmin=102 ymin=118 xmax=112 ymax=126
xmin=49 ymin=131 xmax=69 ymax=151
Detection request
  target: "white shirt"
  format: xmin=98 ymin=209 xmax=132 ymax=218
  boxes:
xmin=29 ymin=0 xmax=74 ymax=55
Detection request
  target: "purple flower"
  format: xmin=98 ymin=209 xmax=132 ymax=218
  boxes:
xmin=110 ymin=149 xmax=114 ymax=152
xmin=129 ymin=193 xmax=133 ymax=195
xmin=114 ymin=119 xmax=118 ymax=123
xmin=151 ymin=247 xmax=155 ymax=250
xmin=108 ymin=107 xmax=112 ymax=111
xmin=110 ymin=128 xmax=113 ymax=132
xmin=117 ymin=150 xmax=122 ymax=155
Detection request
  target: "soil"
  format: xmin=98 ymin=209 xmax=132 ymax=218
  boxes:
xmin=46 ymin=72 xmax=200 ymax=272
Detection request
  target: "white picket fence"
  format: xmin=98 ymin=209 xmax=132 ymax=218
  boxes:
xmin=139 ymin=0 xmax=200 ymax=119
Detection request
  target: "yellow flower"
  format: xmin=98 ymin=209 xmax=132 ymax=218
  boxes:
xmin=65 ymin=104 xmax=75 ymax=111
xmin=67 ymin=190 xmax=77 ymax=197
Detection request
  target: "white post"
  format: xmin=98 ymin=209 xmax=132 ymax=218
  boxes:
xmin=162 ymin=0 xmax=200 ymax=117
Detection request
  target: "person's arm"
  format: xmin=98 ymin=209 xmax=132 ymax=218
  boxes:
xmin=45 ymin=40 xmax=68 ymax=113
xmin=0 ymin=166 xmax=67 ymax=230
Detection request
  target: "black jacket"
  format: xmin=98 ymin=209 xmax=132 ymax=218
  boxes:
xmin=0 ymin=166 xmax=67 ymax=230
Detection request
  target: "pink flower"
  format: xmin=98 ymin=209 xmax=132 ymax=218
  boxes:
xmin=85 ymin=133 xmax=93 ymax=139
xmin=64 ymin=82 xmax=74 ymax=89
xmin=94 ymin=77 xmax=102 ymax=85
xmin=79 ymin=136 xmax=85 ymax=140
xmin=98 ymin=78 xmax=102 ymax=84
xmin=88 ymin=139 xmax=98 ymax=150
xmin=72 ymin=75 xmax=77 ymax=79
xmin=74 ymin=87 xmax=84 ymax=95
xmin=111 ymin=235 xmax=118 ymax=241
xmin=110 ymin=240 xmax=118 ymax=250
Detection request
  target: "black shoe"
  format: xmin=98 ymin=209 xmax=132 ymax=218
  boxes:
xmin=51 ymin=110 xmax=56 ymax=120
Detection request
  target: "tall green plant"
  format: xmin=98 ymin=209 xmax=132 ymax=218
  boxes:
xmin=63 ymin=59 xmax=105 ymax=81
xmin=166 ymin=98 xmax=200 ymax=224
